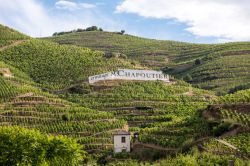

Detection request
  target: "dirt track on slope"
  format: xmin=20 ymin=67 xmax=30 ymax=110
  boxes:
xmin=0 ymin=40 xmax=26 ymax=51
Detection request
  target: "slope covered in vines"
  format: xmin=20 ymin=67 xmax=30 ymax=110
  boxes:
xmin=1 ymin=24 xmax=249 ymax=165
xmin=63 ymin=80 xmax=215 ymax=150
xmin=45 ymin=31 xmax=250 ymax=94
xmin=0 ymin=39 xmax=137 ymax=90
xmin=0 ymin=24 xmax=29 ymax=48
xmin=44 ymin=31 xmax=212 ymax=68
xmin=0 ymin=24 xmax=28 ymax=40
xmin=0 ymin=61 xmax=126 ymax=153
xmin=185 ymin=53 xmax=250 ymax=95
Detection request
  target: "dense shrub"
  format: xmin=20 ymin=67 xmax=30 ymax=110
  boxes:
xmin=52 ymin=26 xmax=103 ymax=36
xmin=195 ymin=59 xmax=202 ymax=65
xmin=0 ymin=126 xmax=86 ymax=166
xmin=162 ymin=66 xmax=174 ymax=73
xmin=212 ymin=122 xmax=231 ymax=136
xmin=183 ymin=74 xmax=192 ymax=82
xmin=107 ymin=152 xmax=247 ymax=166
xmin=228 ymin=82 xmax=250 ymax=94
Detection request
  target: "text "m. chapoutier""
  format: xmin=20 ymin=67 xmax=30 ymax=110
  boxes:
xmin=89 ymin=69 xmax=170 ymax=84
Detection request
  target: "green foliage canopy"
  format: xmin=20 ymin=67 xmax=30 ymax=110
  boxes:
xmin=0 ymin=126 xmax=86 ymax=166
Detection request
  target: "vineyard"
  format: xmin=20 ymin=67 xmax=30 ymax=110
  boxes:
xmin=0 ymin=24 xmax=29 ymax=48
xmin=63 ymin=81 xmax=215 ymax=150
xmin=188 ymin=54 xmax=250 ymax=95
xmin=0 ymin=60 xmax=126 ymax=154
xmin=0 ymin=24 xmax=250 ymax=165
xmin=45 ymin=31 xmax=250 ymax=94
xmin=0 ymin=24 xmax=29 ymax=40
xmin=44 ymin=31 xmax=213 ymax=68
xmin=203 ymin=133 xmax=250 ymax=158
xmin=0 ymin=39 xmax=138 ymax=90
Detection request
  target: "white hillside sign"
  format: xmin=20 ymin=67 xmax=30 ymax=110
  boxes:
xmin=88 ymin=69 xmax=170 ymax=84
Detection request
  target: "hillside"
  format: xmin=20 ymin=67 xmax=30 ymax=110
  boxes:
xmin=0 ymin=60 xmax=127 ymax=154
xmin=45 ymin=31 xmax=250 ymax=95
xmin=0 ymin=39 xmax=139 ymax=90
xmin=0 ymin=25 xmax=137 ymax=156
xmin=0 ymin=24 xmax=28 ymax=40
xmin=64 ymin=80 xmax=215 ymax=150
xmin=0 ymin=24 xmax=29 ymax=48
xmin=0 ymin=25 xmax=249 ymax=165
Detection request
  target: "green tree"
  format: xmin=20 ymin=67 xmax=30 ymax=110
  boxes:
xmin=195 ymin=59 xmax=201 ymax=65
xmin=86 ymin=26 xmax=98 ymax=31
xmin=0 ymin=126 xmax=86 ymax=166
xmin=183 ymin=74 xmax=192 ymax=82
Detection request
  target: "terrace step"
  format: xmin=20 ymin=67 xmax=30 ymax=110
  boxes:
xmin=132 ymin=142 xmax=177 ymax=152
xmin=11 ymin=101 xmax=67 ymax=107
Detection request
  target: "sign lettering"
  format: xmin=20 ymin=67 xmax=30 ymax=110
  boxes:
xmin=88 ymin=69 xmax=170 ymax=84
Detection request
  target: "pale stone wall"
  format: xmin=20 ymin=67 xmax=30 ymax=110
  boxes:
xmin=114 ymin=135 xmax=131 ymax=153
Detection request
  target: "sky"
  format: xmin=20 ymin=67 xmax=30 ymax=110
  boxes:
xmin=0 ymin=0 xmax=250 ymax=43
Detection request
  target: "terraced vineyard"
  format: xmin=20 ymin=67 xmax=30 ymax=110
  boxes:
xmin=0 ymin=39 xmax=138 ymax=90
xmin=45 ymin=31 xmax=213 ymax=67
xmin=0 ymin=24 xmax=250 ymax=165
xmin=204 ymin=133 xmax=250 ymax=158
xmin=0 ymin=24 xmax=29 ymax=48
xmin=45 ymin=31 xmax=250 ymax=94
xmin=0 ymin=63 xmax=128 ymax=153
xmin=200 ymin=91 xmax=250 ymax=161
xmin=206 ymin=89 xmax=250 ymax=130
xmin=188 ymin=54 xmax=250 ymax=94
xmin=63 ymin=80 xmax=215 ymax=150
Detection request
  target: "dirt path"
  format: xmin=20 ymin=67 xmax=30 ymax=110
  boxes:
xmin=198 ymin=139 xmax=249 ymax=160
xmin=0 ymin=40 xmax=27 ymax=51
xmin=83 ymin=143 xmax=113 ymax=146
xmin=215 ymin=139 xmax=238 ymax=150
xmin=90 ymin=128 xmax=126 ymax=137
xmin=42 ymin=80 xmax=88 ymax=94
xmin=133 ymin=142 xmax=177 ymax=152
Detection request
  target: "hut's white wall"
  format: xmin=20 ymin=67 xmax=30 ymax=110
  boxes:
xmin=113 ymin=135 xmax=131 ymax=153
